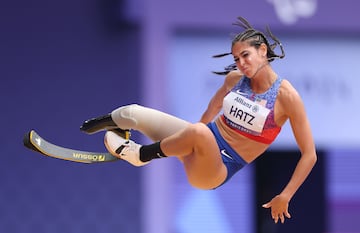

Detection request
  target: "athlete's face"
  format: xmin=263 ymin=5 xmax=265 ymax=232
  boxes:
xmin=231 ymin=41 xmax=267 ymax=78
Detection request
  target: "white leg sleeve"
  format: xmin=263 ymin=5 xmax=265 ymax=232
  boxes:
xmin=111 ymin=104 xmax=190 ymax=141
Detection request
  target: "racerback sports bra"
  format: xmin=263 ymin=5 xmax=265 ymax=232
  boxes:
xmin=221 ymin=76 xmax=282 ymax=144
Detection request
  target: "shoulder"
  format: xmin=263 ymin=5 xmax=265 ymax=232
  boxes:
xmin=277 ymin=79 xmax=305 ymax=117
xmin=278 ymin=79 xmax=300 ymax=101
xmin=224 ymin=70 xmax=243 ymax=90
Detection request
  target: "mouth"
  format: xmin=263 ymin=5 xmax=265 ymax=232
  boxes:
xmin=241 ymin=67 xmax=249 ymax=74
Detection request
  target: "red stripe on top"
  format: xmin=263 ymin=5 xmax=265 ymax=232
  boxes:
xmin=221 ymin=115 xmax=281 ymax=144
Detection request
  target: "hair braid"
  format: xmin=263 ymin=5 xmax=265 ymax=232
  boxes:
xmin=212 ymin=16 xmax=285 ymax=75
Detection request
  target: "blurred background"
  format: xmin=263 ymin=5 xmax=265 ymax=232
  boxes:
xmin=1 ymin=0 xmax=359 ymax=232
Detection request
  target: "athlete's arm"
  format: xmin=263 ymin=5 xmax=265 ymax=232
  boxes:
xmin=263 ymin=80 xmax=317 ymax=223
xmin=200 ymin=70 xmax=242 ymax=124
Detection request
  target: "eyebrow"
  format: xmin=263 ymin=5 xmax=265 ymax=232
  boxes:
xmin=233 ymin=50 xmax=249 ymax=58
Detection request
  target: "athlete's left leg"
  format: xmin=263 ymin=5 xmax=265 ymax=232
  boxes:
xmin=105 ymin=122 xmax=227 ymax=189
xmin=160 ymin=122 xmax=227 ymax=189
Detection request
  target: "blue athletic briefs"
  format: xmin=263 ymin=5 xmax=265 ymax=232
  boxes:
xmin=207 ymin=122 xmax=248 ymax=188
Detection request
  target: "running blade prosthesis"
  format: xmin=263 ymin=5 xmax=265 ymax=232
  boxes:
xmin=23 ymin=130 xmax=119 ymax=163
xmin=80 ymin=113 xmax=130 ymax=139
xmin=23 ymin=114 xmax=130 ymax=163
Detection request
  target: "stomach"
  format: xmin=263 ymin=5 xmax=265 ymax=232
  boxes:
xmin=215 ymin=118 xmax=270 ymax=163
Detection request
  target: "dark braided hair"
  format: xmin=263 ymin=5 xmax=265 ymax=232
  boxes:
xmin=213 ymin=16 xmax=285 ymax=75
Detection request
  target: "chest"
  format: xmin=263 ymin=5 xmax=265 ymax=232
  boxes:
xmin=223 ymin=91 xmax=272 ymax=133
xmin=222 ymin=77 xmax=285 ymax=132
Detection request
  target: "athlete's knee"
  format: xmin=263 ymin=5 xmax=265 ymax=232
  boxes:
xmin=186 ymin=123 xmax=212 ymax=141
xmin=111 ymin=104 xmax=141 ymax=129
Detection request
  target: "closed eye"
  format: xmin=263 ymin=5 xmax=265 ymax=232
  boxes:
xmin=241 ymin=52 xmax=249 ymax=58
xmin=234 ymin=52 xmax=249 ymax=62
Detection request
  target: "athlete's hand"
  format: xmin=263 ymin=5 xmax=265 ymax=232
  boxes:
xmin=262 ymin=194 xmax=291 ymax=224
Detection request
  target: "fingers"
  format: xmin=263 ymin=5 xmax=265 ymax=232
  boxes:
xmin=271 ymin=213 xmax=282 ymax=224
xmin=275 ymin=214 xmax=285 ymax=224
xmin=263 ymin=196 xmax=291 ymax=224
xmin=285 ymin=210 xmax=291 ymax=219
xmin=272 ymin=214 xmax=277 ymax=223
xmin=272 ymin=212 xmax=291 ymax=224
xmin=279 ymin=213 xmax=285 ymax=224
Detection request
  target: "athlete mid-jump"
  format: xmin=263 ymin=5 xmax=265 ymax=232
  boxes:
xmin=81 ymin=16 xmax=317 ymax=224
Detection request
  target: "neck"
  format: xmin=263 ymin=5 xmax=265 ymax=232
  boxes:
xmin=250 ymin=61 xmax=268 ymax=79
xmin=250 ymin=65 xmax=277 ymax=93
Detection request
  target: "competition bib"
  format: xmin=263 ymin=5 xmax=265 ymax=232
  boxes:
xmin=223 ymin=91 xmax=270 ymax=134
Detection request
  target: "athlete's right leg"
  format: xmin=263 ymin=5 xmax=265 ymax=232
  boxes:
xmin=81 ymin=104 xmax=190 ymax=142
xmin=111 ymin=104 xmax=190 ymax=142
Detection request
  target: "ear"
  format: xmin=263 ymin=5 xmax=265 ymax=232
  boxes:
xmin=259 ymin=43 xmax=267 ymax=57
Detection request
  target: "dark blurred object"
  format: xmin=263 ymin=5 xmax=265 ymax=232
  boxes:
xmin=98 ymin=0 xmax=135 ymax=33
xmin=255 ymin=150 xmax=326 ymax=233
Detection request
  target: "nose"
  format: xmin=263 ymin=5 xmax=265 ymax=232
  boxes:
xmin=236 ymin=58 xmax=246 ymax=69
xmin=240 ymin=58 xmax=246 ymax=66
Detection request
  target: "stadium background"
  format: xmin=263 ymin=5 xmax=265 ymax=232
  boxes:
xmin=1 ymin=0 xmax=359 ymax=232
